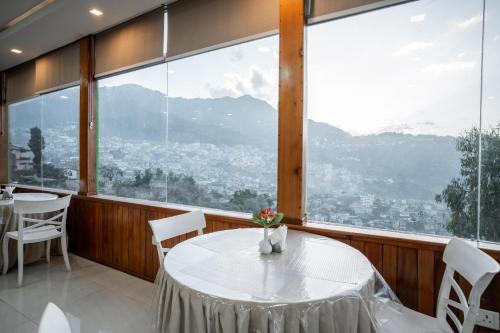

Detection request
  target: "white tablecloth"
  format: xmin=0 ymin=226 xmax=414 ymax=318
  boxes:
xmin=154 ymin=228 xmax=385 ymax=333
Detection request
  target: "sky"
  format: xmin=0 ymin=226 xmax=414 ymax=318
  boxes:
xmin=100 ymin=0 xmax=500 ymax=137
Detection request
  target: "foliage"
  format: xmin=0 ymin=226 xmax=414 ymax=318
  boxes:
xmin=28 ymin=127 xmax=45 ymax=177
xmin=99 ymin=166 xmax=276 ymax=213
xmin=436 ymin=125 xmax=500 ymax=241
xmin=229 ymin=189 xmax=273 ymax=213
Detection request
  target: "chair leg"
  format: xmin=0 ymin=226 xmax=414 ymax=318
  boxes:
xmin=17 ymin=242 xmax=23 ymax=287
xmin=2 ymin=237 xmax=8 ymax=275
xmin=61 ymin=235 xmax=71 ymax=272
xmin=46 ymin=240 xmax=51 ymax=263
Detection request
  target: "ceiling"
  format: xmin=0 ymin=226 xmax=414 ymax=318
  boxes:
xmin=0 ymin=0 xmax=170 ymax=71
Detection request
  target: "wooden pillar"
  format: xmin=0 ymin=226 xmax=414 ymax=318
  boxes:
xmin=277 ymin=0 xmax=306 ymax=225
xmin=0 ymin=71 xmax=7 ymax=184
xmin=79 ymin=37 xmax=97 ymax=195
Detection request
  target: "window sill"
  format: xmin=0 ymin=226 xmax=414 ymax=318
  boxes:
xmin=300 ymin=221 xmax=500 ymax=254
xmin=8 ymin=186 xmax=500 ymax=255
xmin=84 ymin=194 xmax=253 ymax=221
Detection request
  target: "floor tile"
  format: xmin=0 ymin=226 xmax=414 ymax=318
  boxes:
xmin=0 ymin=300 xmax=31 ymax=333
xmin=0 ymin=254 xmax=157 ymax=332
xmin=64 ymin=289 xmax=156 ymax=333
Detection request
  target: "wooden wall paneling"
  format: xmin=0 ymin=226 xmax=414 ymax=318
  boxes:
xmin=364 ymin=242 xmax=383 ymax=272
xmin=434 ymin=251 xmax=446 ymax=313
xmin=144 ymin=210 xmax=160 ymax=279
xmin=79 ymin=37 xmax=97 ymax=195
xmin=85 ymin=200 xmax=98 ymax=259
xmin=333 ymin=237 xmax=351 ymax=245
xmin=127 ymin=207 xmax=145 ymax=275
xmin=101 ymin=203 xmax=114 ymax=265
xmin=382 ymin=244 xmax=398 ymax=291
xmin=397 ymin=247 xmax=418 ymax=310
xmin=350 ymin=239 xmax=364 ymax=253
xmin=116 ymin=205 xmax=130 ymax=268
xmin=418 ymin=249 xmax=435 ymax=316
xmin=95 ymin=202 xmax=103 ymax=260
xmin=0 ymin=71 xmax=7 ymax=183
xmin=277 ymin=0 xmax=306 ymax=225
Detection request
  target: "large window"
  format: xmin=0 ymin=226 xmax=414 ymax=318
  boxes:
xmin=97 ymin=36 xmax=278 ymax=213
xmin=8 ymin=86 xmax=80 ymax=191
xmin=306 ymin=0 xmax=493 ymax=240
xmin=166 ymin=36 xmax=279 ymax=212
xmin=480 ymin=0 xmax=500 ymax=243
xmin=97 ymin=64 xmax=168 ymax=201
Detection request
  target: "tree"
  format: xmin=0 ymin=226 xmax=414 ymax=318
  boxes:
xmin=28 ymin=127 xmax=45 ymax=177
xmin=228 ymin=189 xmax=273 ymax=213
xmin=436 ymin=125 xmax=500 ymax=241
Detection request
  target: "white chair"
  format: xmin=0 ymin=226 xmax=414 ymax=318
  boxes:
xmin=38 ymin=302 xmax=72 ymax=333
xmin=148 ymin=210 xmax=206 ymax=265
xmin=375 ymin=237 xmax=500 ymax=333
xmin=2 ymin=195 xmax=72 ymax=287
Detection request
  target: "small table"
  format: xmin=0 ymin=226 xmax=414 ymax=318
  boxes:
xmin=13 ymin=192 xmax=58 ymax=202
xmin=155 ymin=228 xmax=380 ymax=333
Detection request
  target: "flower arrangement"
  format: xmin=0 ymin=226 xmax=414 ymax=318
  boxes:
xmin=251 ymin=207 xmax=284 ymax=228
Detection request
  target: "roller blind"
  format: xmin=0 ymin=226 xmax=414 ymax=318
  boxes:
xmin=6 ymin=61 xmax=36 ymax=104
xmin=308 ymin=0 xmax=413 ymax=24
xmin=167 ymin=0 xmax=279 ymax=59
xmin=35 ymin=42 xmax=80 ymax=94
xmin=95 ymin=7 xmax=165 ymax=77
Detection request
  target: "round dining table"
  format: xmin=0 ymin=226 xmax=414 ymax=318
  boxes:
xmin=0 ymin=192 xmax=60 ymax=271
xmin=154 ymin=228 xmax=384 ymax=333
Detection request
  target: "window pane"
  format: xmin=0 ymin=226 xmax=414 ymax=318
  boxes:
xmin=8 ymin=97 xmax=43 ymax=187
xmin=8 ymin=86 xmax=79 ymax=191
xmin=97 ymin=64 xmax=168 ymax=201
xmin=41 ymin=87 xmax=80 ymax=191
xmin=167 ymin=36 xmax=278 ymax=212
xmin=306 ymin=0 xmax=482 ymax=238
xmin=480 ymin=0 xmax=500 ymax=243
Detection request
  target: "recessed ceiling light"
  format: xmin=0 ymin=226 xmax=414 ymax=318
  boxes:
xmin=11 ymin=48 xmax=22 ymax=54
xmin=89 ymin=8 xmax=103 ymax=16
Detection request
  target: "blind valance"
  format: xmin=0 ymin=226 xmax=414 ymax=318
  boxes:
xmin=34 ymin=42 xmax=80 ymax=94
xmin=6 ymin=61 xmax=36 ymax=104
xmin=167 ymin=0 xmax=278 ymax=60
xmin=95 ymin=7 xmax=165 ymax=77
xmin=308 ymin=0 xmax=414 ymax=24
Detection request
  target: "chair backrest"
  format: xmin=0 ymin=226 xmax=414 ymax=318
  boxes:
xmin=14 ymin=195 xmax=71 ymax=241
xmin=436 ymin=238 xmax=500 ymax=333
xmin=148 ymin=210 xmax=206 ymax=264
xmin=38 ymin=302 xmax=72 ymax=333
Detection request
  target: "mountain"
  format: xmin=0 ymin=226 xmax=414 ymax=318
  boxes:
xmin=11 ymin=84 xmax=462 ymax=200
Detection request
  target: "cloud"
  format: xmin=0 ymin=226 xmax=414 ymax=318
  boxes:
xmin=393 ymin=42 xmax=433 ymax=57
xmin=231 ymin=47 xmax=244 ymax=61
xmin=422 ymin=61 xmax=476 ymax=73
xmin=207 ymin=65 xmax=277 ymax=106
xmin=410 ymin=14 xmax=425 ymax=23
xmin=456 ymin=15 xmax=482 ymax=29
xmin=258 ymin=46 xmax=270 ymax=53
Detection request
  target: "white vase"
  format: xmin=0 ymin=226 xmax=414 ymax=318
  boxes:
xmin=259 ymin=227 xmax=272 ymax=254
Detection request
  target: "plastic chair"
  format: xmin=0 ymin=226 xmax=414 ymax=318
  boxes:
xmin=2 ymin=195 xmax=72 ymax=287
xmin=148 ymin=210 xmax=206 ymax=265
xmin=375 ymin=237 xmax=500 ymax=333
xmin=38 ymin=302 xmax=72 ymax=333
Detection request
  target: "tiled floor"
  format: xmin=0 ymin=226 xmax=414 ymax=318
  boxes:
xmin=0 ymin=254 xmax=156 ymax=333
